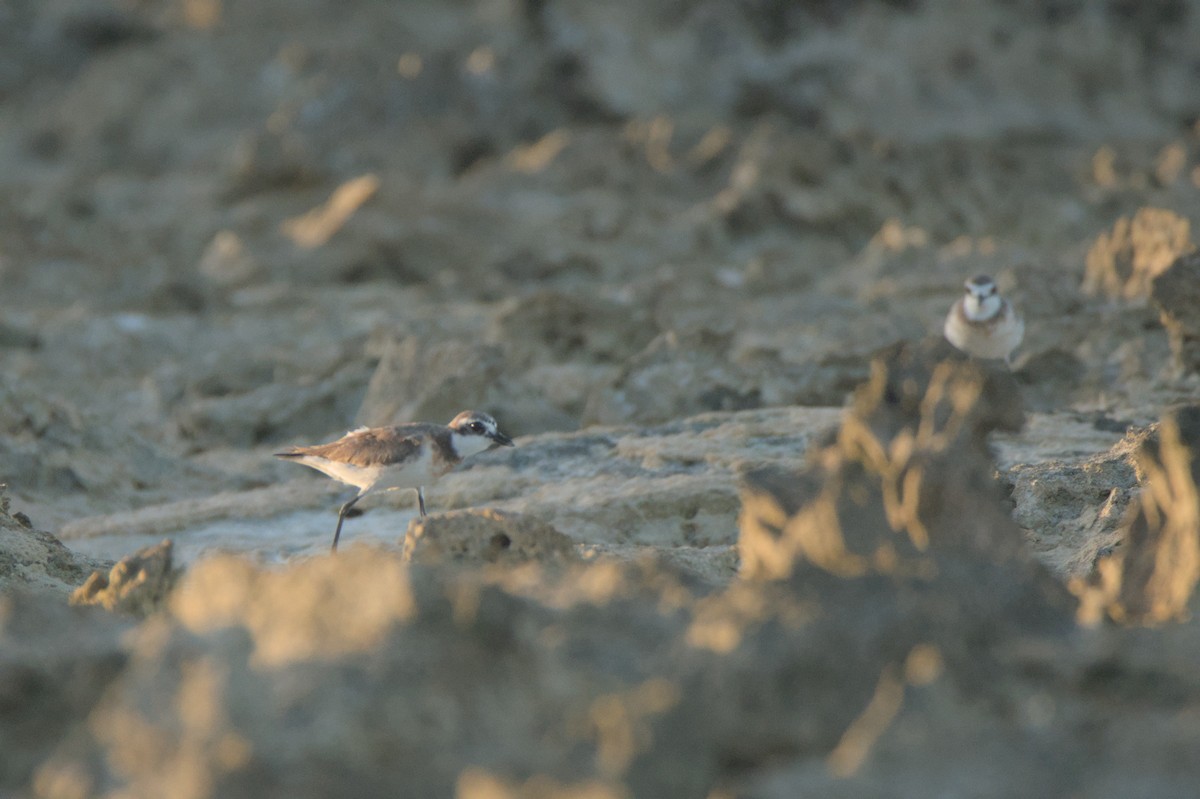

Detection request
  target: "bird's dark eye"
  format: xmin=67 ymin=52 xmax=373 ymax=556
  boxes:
xmin=469 ymin=421 xmax=485 ymax=433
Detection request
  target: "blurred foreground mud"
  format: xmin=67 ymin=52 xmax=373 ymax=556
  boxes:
xmin=4 ymin=1 xmax=1200 ymax=796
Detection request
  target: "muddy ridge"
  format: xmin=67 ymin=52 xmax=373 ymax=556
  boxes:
xmin=4 ymin=2 xmax=1200 ymax=797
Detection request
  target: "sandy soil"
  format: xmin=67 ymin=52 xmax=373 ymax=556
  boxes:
xmin=3 ymin=1 xmax=1200 ymax=796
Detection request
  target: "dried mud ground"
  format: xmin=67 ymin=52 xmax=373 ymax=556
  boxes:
xmin=4 ymin=1 xmax=1200 ymax=797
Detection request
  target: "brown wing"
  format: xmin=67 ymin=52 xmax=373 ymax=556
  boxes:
xmin=277 ymin=424 xmax=435 ymax=467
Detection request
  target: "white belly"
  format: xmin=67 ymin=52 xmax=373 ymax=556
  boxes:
xmin=293 ymin=447 xmax=438 ymax=494
xmin=944 ymin=311 xmax=1024 ymax=361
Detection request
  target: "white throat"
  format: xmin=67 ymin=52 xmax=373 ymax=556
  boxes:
xmin=450 ymin=431 xmax=493 ymax=459
xmin=963 ymin=293 xmax=1002 ymax=322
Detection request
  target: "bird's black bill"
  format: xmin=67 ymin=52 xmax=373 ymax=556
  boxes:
xmin=491 ymin=431 xmax=515 ymax=447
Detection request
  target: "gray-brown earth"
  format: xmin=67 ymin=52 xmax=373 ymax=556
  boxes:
xmin=4 ymin=1 xmax=1200 ymax=796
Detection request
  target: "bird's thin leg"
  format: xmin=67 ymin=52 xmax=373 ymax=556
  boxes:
xmin=331 ymin=494 xmax=362 ymax=553
xmin=417 ymin=486 xmax=427 ymax=516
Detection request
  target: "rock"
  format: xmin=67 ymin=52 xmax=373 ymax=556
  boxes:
xmin=17 ymin=499 xmax=1196 ymax=799
xmin=432 ymin=407 xmax=841 ymax=552
xmin=1076 ymin=405 xmax=1200 ymax=626
xmin=521 ymin=361 xmax=623 ymax=421
xmin=0 ymin=591 xmax=129 ymax=796
xmin=222 ymin=128 xmax=320 ymax=200
xmin=584 ymin=328 xmax=760 ymax=426
xmin=1007 ymin=420 xmax=1147 ymax=577
xmin=1015 ymin=347 xmax=1087 ymax=411
xmin=168 ymin=549 xmax=419 ymax=666
xmin=667 ymin=549 xmax=1076 ymax=796
xmin=1083 ymin=208 xmax=1194 ymax=301
xmin=737 ymin=347 xmax=872 ymax=408
xmin=0 ymin=319 xmax=40 ymax=349
xmin=35 ymin=552 xmax=697 ymax=797
xmin=403 ymin=509 xmax=577 ymax=565
xmin=196 ymin=230 xmax=263 ymax=288
xmin=0 ymin=487 xmax=107 ymax=596
xmin=11 ymin=2 xmax=1200 ymax=796
xmin=856 ymin=337 xmax=1025 ymax=441
xmin=175 ymin=364 xmax=370 ymax=448
xmin=738 ymin=338 xmax=1028 ymax=581
xmin=487 ymin=289 xmax=655 ymax=368
xmin=70 ymin=540 xmax=178 ymax=617
xmin=358 ymin=336 xmax=507 ymax=426
xmin=1151 ymin=250 xmax=1200 ymax=374
xmin=356 ymin=335 xmax=576 ymax=435
xmin=0 ymin=384 xmax=188 ymax=513
xmin=589 ymin=543 xmax=740 ymax=589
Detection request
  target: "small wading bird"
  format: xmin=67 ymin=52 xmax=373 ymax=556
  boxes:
xmin=276 ymin=410 xmax=514 ymax=551
xmin=943 ymin=274 xmax=1025 ymax=364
